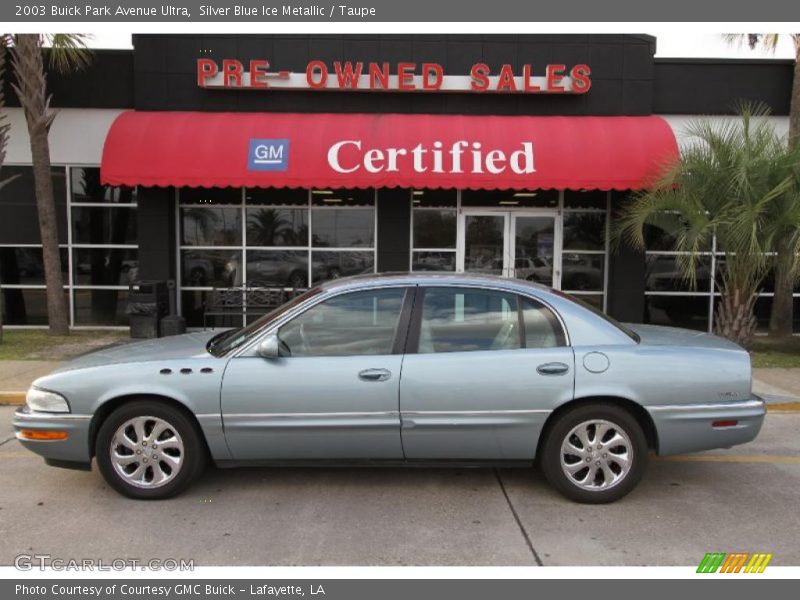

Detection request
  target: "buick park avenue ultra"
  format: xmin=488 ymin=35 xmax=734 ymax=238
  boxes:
xmin=14 ymin=274 xmax=765 ymax=503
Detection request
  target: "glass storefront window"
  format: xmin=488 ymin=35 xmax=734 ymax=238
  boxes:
xmin=311 ymin=209 xmax=374 ymax=248
xmin=412 ymin=251 xmax=456 ymax=272
xmin=245 ymin=188 xmax=308 ymax=206
xmin=563 ymin=190 xmax=607 ymax=210
xmin=72 ymin=248 xmax=138 ymax=286
xmin=412 ymin=189 xmax=457 ymax=208
xmin=71 ymin=168 xmax=136 ymax=204
xmin=71 ymin=207 xmax=137 ymax=245
xmin=246 ymin=207 xmax=308 ymax=247
xmin=311 ymin=188 xmax=374 ymax=207
xmin=1 ymin=289 xmax=69 ymax=326
xmin=646 ymin=255 xmax=712 ymax=293
xmin=73 ymin=289 xmax=130 ymax=326
xmin=0 ymin=247 xmax=68 ymax=286
xmin=0 ymin=166 xmax=68 ymax=244
xmin=181 ymin=249 xmax=242 ymax=287
xmin=413 ymin=210 xmax=457 ymax=249
xmin=311 ymin=251 xmax=375 ymax=284
xmin=246 ymin=250 xmax=309 ymax=288
xmin=462 ymin=189 xmax=558 ymax=208
xmin=179 ymin=187 xmax=241 ymax=205
xmin=562 ymin=253 xmax=605 ymax=292
xmin=563 ymin=212 xmax=605 ymax=251
xmin=645 ymin=295 xmax=710 ymax=332
xmin=180 ymin=207 xmax=242 ymax=246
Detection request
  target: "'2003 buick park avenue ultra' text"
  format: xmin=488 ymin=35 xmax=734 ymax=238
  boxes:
xmin=14 ymin=273 xmax=765 ymax=503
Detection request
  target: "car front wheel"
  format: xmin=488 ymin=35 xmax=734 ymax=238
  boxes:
xmin=540 ymin=403 xmax=647 ymax=503
xmin=95 ymin=400 xmax=206 ymax=499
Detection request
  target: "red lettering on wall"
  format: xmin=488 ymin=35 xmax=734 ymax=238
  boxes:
xmin=249 ymin=59 xmax=269 ymax=88
xmin=470 ymin=63 xmax=490 ymax=92
xmin=397 ymin=62 xmax=416 ymax=90
xmin=546 ymin=64 xmax=566 ymax=93
xmin=334 ymin=61 xmax=364 ymax=89
xmin=196 ymin=59 xmax=218 ymax=87
xmin=570 ymin=64 xmax=592 ymax=94
xmin=422 ymin=63 xmax=443 ymax=90
xmin=369 ymin=62 xmax=390 ymax=90
xmin=306 ymin=60 xmax=328 ymax=88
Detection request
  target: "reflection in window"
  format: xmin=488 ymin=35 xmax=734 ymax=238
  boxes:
xmin=1 ymin=289 xmax=69 ymax=326
xmin=413 ymin=210 xmax=456 ymax=248
xmin=561 ymin=254 xmax=605 ymax=292
xmin=181 ymin=250 xmax=241 ymax=287
xmin=645 ymin=295 xmax=710 ymax=332
xmin=246 ymin=208 xmax=308 ymax=247
xmin=311 ymin=209 xmax=374 ymax=247
xmin=563 ymin=213 xmax=605 ymax=251
xmin=181 ymin=207 xmax=242 ymax=246
xmin=278 ymin=288 xmax=406 ymax=357
xmin=418 ymin=288 xmax=521 ymax=353
xmin=412 ymin=251 xmax=456 ymax=272
xmin=71 ymin=207 xmax=137 ymax=245
xmin=0 ymin=166 xmax=67 ymax=244
xmin=645 ymin=255 xmax=712 ymax=293
xmin=521 ymin=297 xmax=566 ymax=348
xmin=247 ymin=250 xmax=309 ymax=288
xmin=71 ymin=168 xmax=136 ymax=204
xmin=73 ymin=289 xmax=130 ymax=326
xmin=311 ymin=251 xmax=374 ymax=284
xmin=0 ymin=247 xmax=68 ymax=286
xmin=72 ymin=248 xmax=138 ymax=286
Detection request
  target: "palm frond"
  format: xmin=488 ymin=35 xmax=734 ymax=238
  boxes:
xmin=45 ymin=34 xmax=92 ymax=74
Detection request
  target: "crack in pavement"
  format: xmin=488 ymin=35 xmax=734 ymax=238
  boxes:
xmin=494 ymin=468 xmax=543 ymax=566
xmin=0 ymin=436 xmax=15 ymax=447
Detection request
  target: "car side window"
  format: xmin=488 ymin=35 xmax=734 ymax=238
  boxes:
xmin=418 ymin=287 xmax=521 ymax=353
xmin=521 ymin=296 xmax=567 ymax=348
xmin=277 ymin=288 xmax=407 ymax=357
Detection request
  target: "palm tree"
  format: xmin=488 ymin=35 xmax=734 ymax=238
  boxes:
xmin=4 ymin=34 xmax=91 ymax=335
xmin=725 ymin=34 xmax=800 ymax=337
xmin=614 ymin=106 xmax=800 ymax=349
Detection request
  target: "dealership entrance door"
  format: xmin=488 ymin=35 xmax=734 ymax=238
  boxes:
xmin=457 ymin=210 xmax=561 ymax=287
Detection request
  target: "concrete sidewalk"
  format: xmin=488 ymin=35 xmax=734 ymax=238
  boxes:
xmin=1 ymin=360 xmax=799 ymax=408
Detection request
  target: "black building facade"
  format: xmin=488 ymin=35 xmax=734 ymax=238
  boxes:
xmin=0 ymin=34 xmax=794 ymax=330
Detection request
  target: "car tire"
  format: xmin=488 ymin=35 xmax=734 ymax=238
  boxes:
xmin=539 ymin=403 xmax=647 ymax=504
xmin=95 ymin=400 xmax=206 ymax=500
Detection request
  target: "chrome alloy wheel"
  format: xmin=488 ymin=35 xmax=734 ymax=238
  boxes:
xmin=560 ymin=419 xmax=633 ymax=491
xmin=109 ymin=416 xmax=185 ymax=489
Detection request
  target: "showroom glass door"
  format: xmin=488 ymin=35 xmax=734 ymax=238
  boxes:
xmin=458 ymin=210 xmax=561 ymax=287
xmin=458 ymin=212 xmax=510 ymax=276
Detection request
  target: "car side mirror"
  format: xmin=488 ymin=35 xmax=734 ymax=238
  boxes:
xmin=257 ymin=334 xmax=283 ymax=359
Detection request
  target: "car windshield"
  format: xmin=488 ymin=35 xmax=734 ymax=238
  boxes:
xmin=206 ymin=287 xmax=323 ymax=357
xmin=551 ymin=289 xmax=640 ymax=343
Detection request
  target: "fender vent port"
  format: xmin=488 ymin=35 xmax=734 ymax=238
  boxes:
xmin=200 ymin=367 xmax=213 ymax=374
xmin=159 ymin=368 xmax=172 ymax=375
xmin=180 ymin=368 xmax=193 ymax=374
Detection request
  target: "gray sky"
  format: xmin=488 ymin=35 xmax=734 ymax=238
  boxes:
xmin=84 ymin=32 xmax=797 ymax=59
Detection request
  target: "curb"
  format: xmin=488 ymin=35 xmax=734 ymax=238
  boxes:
xmin=1 ymin=392 xmax=800 ymax=411
xmin=0 ymin=392 xmax=25 ymax=406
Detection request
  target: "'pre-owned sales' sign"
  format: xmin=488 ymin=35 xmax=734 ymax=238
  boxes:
xmin=197 ymin=59 xmax=592 ymax=94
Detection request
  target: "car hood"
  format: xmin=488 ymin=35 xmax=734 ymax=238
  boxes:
xmin=625 ymin=323 xmax=744 ymax=351
xmin=51 ymin=331 xmax=224 ymax=373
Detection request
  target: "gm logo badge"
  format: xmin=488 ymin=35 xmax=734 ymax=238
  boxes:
xmin=248 ymin=138 xmax=289 ymax=171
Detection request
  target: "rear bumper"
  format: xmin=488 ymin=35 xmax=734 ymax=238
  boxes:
xmin=12 ymin=405 xmax=93 ymax=468
xmin=647 ymin=396 xmax=766 ymax=456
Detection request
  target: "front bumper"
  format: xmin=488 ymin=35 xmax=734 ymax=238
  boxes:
xmin=12 ymin=405 xmax=93 ymax=469
xmin=647 ymin=396 xmax=766 ymax=456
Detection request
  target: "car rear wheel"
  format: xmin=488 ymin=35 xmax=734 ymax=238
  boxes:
xmin=540 ymin=403 xmax=647 ymax=503
xmin=95 ymin=400 xmax=206 ymax=499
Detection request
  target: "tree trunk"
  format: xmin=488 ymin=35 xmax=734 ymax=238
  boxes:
xmin=714 ymin=286 xmax=758 ymax=349
xmin=767 ymin=39 xmax=800 ymax=337
xmin=769 ymin=240 xmax=795 ymax=337
xmin=10 ymin=35 xmax=69 ymax=335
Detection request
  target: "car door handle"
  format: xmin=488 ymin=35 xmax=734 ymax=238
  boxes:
xmin=537 ymin=362 xmax=570 ymax=376
xmin=358 ymin=368 xmax=392 ymax=382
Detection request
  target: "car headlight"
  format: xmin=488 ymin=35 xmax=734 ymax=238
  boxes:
xmin=26 ymin=387 xmax=70 ymax=413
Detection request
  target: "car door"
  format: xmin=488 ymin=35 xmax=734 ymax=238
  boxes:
xmin=399 ymin=285 xmax=575 ymax=460
xmin=221 ymin=286 xmax=412 ymax=460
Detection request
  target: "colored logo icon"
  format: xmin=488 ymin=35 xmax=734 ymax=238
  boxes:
xmin=248 ymin=138 xmax=289 ymax=171
xmin=696 ymin=552 xmax=773 ymax=573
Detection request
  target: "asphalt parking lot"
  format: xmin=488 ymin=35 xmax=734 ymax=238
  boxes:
xmin=0 ymin=405 xmax=798 ymax=567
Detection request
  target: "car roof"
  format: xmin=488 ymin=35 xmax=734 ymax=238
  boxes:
xmin=318 ymin=272 xmax=555 ymax=297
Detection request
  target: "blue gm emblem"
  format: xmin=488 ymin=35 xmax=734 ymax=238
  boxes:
xmin=248 ymin=138 xmax=289 ymax=171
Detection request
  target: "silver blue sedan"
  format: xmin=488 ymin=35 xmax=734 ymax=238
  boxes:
xmin=13 ymin=274 xmax=765 ymax=503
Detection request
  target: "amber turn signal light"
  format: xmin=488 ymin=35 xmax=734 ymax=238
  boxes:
xmin=18 ymin=430 xmax=68 ymax=441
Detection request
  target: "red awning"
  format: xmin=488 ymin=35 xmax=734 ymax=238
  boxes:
xmin=101 ymin=111 xmax=678 ymax=190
